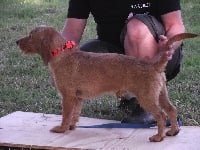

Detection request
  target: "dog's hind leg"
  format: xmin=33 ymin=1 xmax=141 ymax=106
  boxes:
xmin=159 ymin=85 xmax=180 ymax=136
xmin=69 ymin=98 xmax=84 ymax=130
xmin=50 ymin=91 xmax=75 ymax=133
xmin=148 ymin=106 xmax=167 ymax=142
xmin=137 ymin=94 xmax=166 ymax=142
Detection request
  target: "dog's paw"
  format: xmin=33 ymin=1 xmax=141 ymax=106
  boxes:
xmin=149 ymin=134 xmax=165 ymax=142
xmin=166 ymin=128 xmax=180 ymax=136
xmin=69 ymin=125 xmax=76 ymax=130
xmin=50 ymin=125 xmax=67 ymax=133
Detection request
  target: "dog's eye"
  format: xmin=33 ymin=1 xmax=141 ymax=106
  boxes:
xmin=29 ymin=33 xmax=33 ymax=38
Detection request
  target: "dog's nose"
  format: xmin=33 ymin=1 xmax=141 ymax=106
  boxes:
xmin=16 ymin=40 xmax=19 ymax=45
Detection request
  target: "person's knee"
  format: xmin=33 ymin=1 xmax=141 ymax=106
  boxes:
xmin=124 ymin=18 xmax=157 ymax=59
xmin=126 ymin=19 xmax=151 ymax=43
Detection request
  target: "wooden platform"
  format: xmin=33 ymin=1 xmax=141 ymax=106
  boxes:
xmin=0 ymin=111 xmax=199 ymax=150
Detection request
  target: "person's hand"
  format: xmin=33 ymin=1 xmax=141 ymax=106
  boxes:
xmin=158 ymin=35 xmax=175 ymax=61
xmin=127 ymin=12 xmax=134 ymax=19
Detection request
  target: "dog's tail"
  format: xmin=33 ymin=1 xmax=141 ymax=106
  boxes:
xmin=154 ymin=33 xmax=198 ymax=72
xmin=167 ymin=33 xmax=198 ymax=46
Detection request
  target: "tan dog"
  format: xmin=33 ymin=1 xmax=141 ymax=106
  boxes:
xmin=16 ymin=26 xmax=197 ymax=142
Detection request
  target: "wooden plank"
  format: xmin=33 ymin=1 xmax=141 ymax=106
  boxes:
xmin=0 ymin=111 xmax=199 ymax=150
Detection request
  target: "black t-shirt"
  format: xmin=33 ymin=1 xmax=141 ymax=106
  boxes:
xmin=67 ymin=0 xmax=181 ymax=46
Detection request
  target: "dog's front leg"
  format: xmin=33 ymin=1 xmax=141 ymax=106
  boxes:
xmin=69 ymin=97 xmax=84 ymax=130
xmin=49 ymin=70 xmax=56 ymax=87
xmin=50 ymin=92 xmax=75 ymax=133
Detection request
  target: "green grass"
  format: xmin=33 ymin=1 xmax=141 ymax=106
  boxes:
xmin=0 ymin=0 xmax=199 ymax=126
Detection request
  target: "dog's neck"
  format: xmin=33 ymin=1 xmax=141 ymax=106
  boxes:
xmin=50 ymin=41 xmax=76 ymax=58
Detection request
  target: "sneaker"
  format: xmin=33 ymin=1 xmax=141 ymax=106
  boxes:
xmin=119 ymin=96 xmax=156 ymax=124
xmin=119 ymin=96 xmax=182 ymax=127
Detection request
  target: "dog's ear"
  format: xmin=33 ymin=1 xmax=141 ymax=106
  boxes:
xmin=40 ymin=38 xmax=51 ymax=65
xmin=37 ymin=27 xmax=65 ymax=65
xmin=39 ymin=28 xmax=60 ymax=65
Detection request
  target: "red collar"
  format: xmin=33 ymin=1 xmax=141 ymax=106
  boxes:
xmin=51 ymin=41 xmax=76 ymax=58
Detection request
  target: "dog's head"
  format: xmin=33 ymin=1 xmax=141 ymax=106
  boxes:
xmin=16 ymin=26 xmax=64 ymax=65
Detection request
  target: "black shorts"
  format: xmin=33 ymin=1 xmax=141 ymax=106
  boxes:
xmin=120 ymin=14 xmax=165 ymax=44
xmin=80 ymin=14 xmax=183 ymax=81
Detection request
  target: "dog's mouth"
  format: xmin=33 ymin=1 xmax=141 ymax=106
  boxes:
xmin=16 ymin=39 xmax=33 ymax=54
xmin=21 ymin=49 xmax=30 ymax=54
xmin=16 ymin=42 xmax=32 ymax=55
xmin=20 ymin=48 xmax=35 ymax=55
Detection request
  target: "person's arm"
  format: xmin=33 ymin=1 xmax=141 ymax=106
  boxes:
xmin=61 ymin=18 xmax=87 ymax=44
xmin=161 ymin=10 xmax=185 ymax=50
xmin=158 ymin=10 xmax=185 ymax=60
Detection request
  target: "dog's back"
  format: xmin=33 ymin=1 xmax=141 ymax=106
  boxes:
xmin=50 ymin=51 xmax=163 ymax=99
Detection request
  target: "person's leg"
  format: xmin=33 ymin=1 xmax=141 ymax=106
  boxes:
xmin=120 ymin=14 xmax=183 ymax=124
xmin=80 ymin=38 xmax=155 ymax=124
xmin=122 ymin=14 xmax=183 ymax=81
xmin=79 ymin=19 xmax=182 ymax=124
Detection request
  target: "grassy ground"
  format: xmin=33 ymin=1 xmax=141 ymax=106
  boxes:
xmin=0 ymin=0 xmax=199 ymax=126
